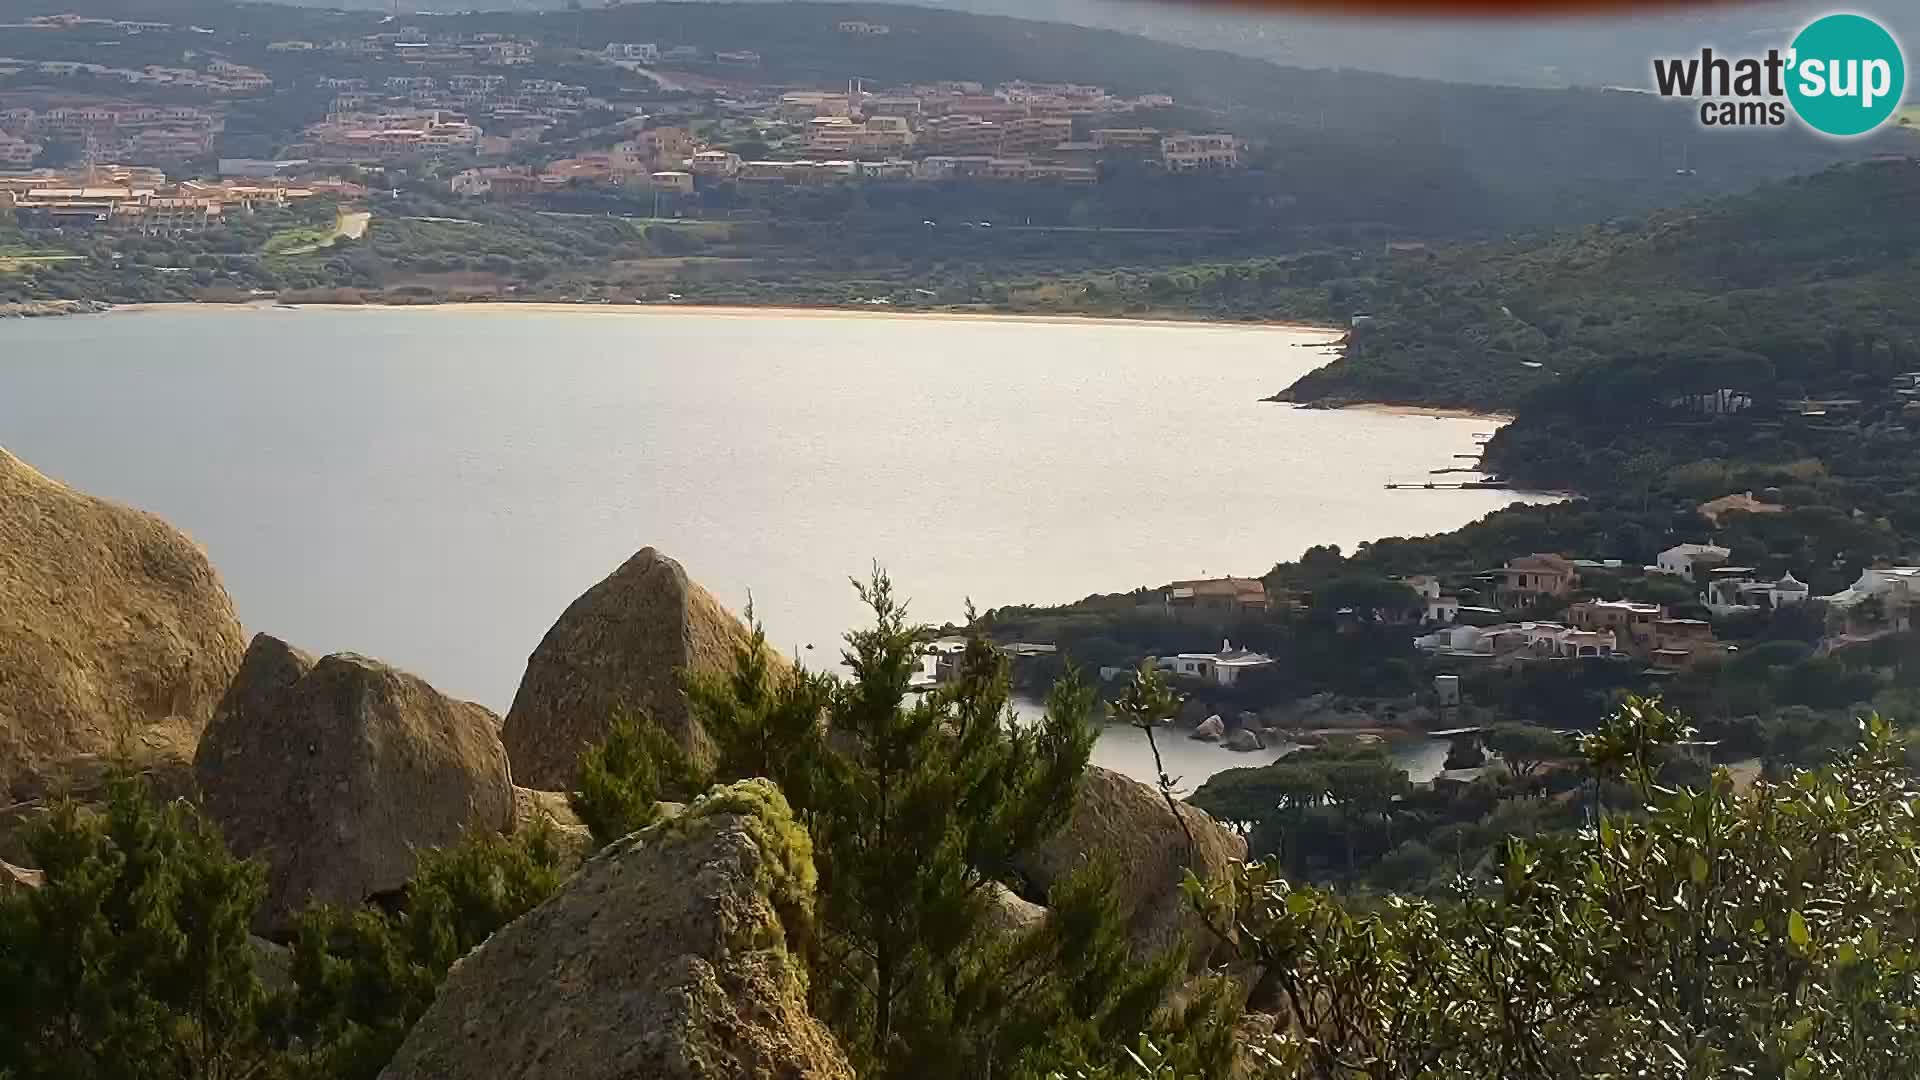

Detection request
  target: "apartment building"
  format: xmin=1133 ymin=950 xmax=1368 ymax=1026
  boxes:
xmin=999 ymin=116 xmax=1071 ymax=155
xmin=604 ymin=43 xmax=660 ymax=62
xmin=950 ymin=95 xmax=1028 ymax=121
xmin=862 ymin=95 xmax=923 ymax=118
xmin=0 ymin=133 xmax=41 ymax=166
xmin=781 ymin=91 xmax=851 ymax=121
xmin=917 ymin=115 xmax=1002 ymax=156
xmin=447 ymin=74 xmax=507 ymax=95
xmin=475 ymin=41 xmax=533 ymax=65
xmin=6 ymin=180 xmax=302 ymax=234
xmin=689 ymin=150 xmax=742 ymax=179
xmin=1161 ymin=133 xmax=1241 ymax=170
xmin=1091 ymin=128 xmax=1161 ymax=151
xmin=315 ymin=113 xmax=482 ymax=161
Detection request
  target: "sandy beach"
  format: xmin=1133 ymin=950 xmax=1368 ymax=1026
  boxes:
xmin=1332 ymin=402 xmax=1516 ymax=423
xmin=104 ymin=298 xmax=1346 ymax=335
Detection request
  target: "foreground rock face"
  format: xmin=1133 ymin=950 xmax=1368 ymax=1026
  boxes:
xmin=0 ymin=448 xmax=246 ymax=802
xmin=195 ymin=634 xmax=515 ymax=933
xmin=1015 ymin=766 xmax=1246 ymax=965
xmin=380 ymin=780 xmax=853 ymax=1080
xmin=503 ymin=547 xmax=767 ymax=789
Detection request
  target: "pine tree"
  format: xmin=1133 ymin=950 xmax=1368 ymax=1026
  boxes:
xmin=569 ymin=707 xmax=701 ymax=848
xmin=687 ymin=572 xmax=1212 ymax=1079
xmin=282 ymin=823 xmax=570 ymax=1080
xmin=0 ymin=774 xmax=274 ymax=1080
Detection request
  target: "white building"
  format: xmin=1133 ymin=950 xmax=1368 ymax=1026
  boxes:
xmin=1654 ymin=543 xmax=1732 ymax=578
xmin=1771 ymin=573 xmax=1811 ymax=609
xmin=1158 ymin=640 xmax=1275 ymax=687
xmin=1417 ymin=621 xmax=1614 ymax=660
xmin=1401 ymin=574 xmax=1461 ymax=624
xmin=1701 ymin=569 xmax=1812 ymax=617
xmin=0 ymin=132 xmax=42 ymax=166
xmin=604 ymin=43 xmax=659 ymax=63
xmin=689 ymin=149 xmax=742 ymax=178
xmin=1161 ymin=133 xmax=1240 ymax=171
xmin=1821 ymin=566 xmax=1920 ymax=632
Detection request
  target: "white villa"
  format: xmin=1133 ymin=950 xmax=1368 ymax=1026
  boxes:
xmin=1653 ymin=543 xmax=1732 ymax=578
xmin=1701 ymin=568 xmax=1810 ymax=617
xmin=1822 ymin=566 xmax=1920 ymax=633
xmin=1415 ymin=621 xmax=1616 ymax=660
xmin=1159 ymin=640 xmax=1275 ymax=686
xmin=1401 ymin=574 xmax=1462 ymax=624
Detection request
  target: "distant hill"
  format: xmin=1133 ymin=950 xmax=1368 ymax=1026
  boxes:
xmin=244 ymin=0 xmax=1920 ymax=89
xmin=9 ymin=0 xmax=1899 ymax=231
xmin=1281 ymin=159 xmax=1920 ymax=415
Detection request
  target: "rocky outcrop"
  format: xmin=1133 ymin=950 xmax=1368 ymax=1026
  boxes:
xmin=502 ymin=547 xmax=772 ymax=790
xmin=1015 ymin=766 xmax=1245 ymax=966
xmin=1192 ymin=715 xmax=1226 ymax=741
xmin=511 ymin=785 xmax=594 ymax=865
xmin=0 ymin=448 xmax=246 ymax=803
xmin=195 ymin=634 xmax=515 ymax=933
xmin=983 ymin=880 xmax=1048 ymax=940
xmin=1225 ymin=728 xmax=1265 ymax=752
xmin=379 ymin=780 xmax=853 ymax=1080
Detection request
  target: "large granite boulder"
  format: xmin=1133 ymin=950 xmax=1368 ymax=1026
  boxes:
xmin=503 ymin=547 xmax=771 ymax=789
xmin=0 ymin=448 xmax=246 ymax=803
xmin=195 ymin=634 xmax=515 ymax=933
xmin=380 ymin=780 xmax=853 ymax=1080
xmin=1015 ymin=766 xmax=1246 ymax=966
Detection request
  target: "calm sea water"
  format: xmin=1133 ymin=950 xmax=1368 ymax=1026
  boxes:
xmin=0 ymin=306 xmax=1546 ymax=784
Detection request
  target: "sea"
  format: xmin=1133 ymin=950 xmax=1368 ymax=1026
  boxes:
xmin=0 ymin=305 xmax=1554 ymax=785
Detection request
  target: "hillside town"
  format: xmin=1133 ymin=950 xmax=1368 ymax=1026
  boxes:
xmin=0 ymin=8 xmax=1245 ymax=224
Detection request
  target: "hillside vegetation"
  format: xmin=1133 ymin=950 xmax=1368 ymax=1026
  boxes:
xmin=1281 ymin=160 xmax=1920 ymax=415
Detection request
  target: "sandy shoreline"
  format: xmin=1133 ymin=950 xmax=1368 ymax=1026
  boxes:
xmin=1332 ymin=403 xmax=1517 ymax=423
xmin=103 ymin=298 xmax=1345 ymax=335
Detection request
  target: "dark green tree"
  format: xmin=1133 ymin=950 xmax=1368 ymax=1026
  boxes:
xmin=0 ymin=774 xmax=274 ymax=1080
xmin=684 ymin=573 xmax=1210 ymax=1079
xmin=569 ymin=706 xmax=701 ymax=848
xmin=1486 ymin=724 xmax=1574 ymax=779
xmin=1188 ymin=703 xmax=1920 ymax=1078
xmin=281 ymin=823 xmax=569 ymax=1080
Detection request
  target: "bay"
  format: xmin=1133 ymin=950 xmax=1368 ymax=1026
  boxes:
xmin=0 ymin=305 xmax=1549 ymax=785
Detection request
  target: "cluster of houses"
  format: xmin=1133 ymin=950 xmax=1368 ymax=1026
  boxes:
xmin=1408 ymin=542 xmax=1918 ymax=673
xmin=0 ymin=56 xmax=271 ymax=105
xmin=0 ymin=102 xmax=223 ymax=166
xmin=1 ymin=164 xmax=363 ymax=233
xmin=439 ymin=75 xmax=1238 ymax=199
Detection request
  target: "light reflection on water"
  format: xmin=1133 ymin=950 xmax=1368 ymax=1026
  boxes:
xmin=1010 ymin=698 xmax=1454 ymax=790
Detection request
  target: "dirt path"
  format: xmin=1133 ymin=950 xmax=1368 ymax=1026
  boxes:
xmin=278 ymin=209 xmax=372 ymax=256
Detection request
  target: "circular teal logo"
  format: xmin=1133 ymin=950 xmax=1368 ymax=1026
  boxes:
xmin=1787 ymin=14 xmax=1906 ymax=137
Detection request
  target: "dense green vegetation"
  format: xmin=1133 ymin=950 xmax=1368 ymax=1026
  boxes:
xmin=1281 ymin=161 xmax=1920 ymax=413
xmin=1194 ymin=703 xmax=1920 ymax=1078
xmin=10 ymin=657 xmax=1920 ymax=1076
xmin=0 ymin=770 xmax=569 ymax=1080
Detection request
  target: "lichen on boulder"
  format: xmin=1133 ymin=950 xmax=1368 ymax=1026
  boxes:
xmin=379 ymin=779 xmax=852 ymax=1080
